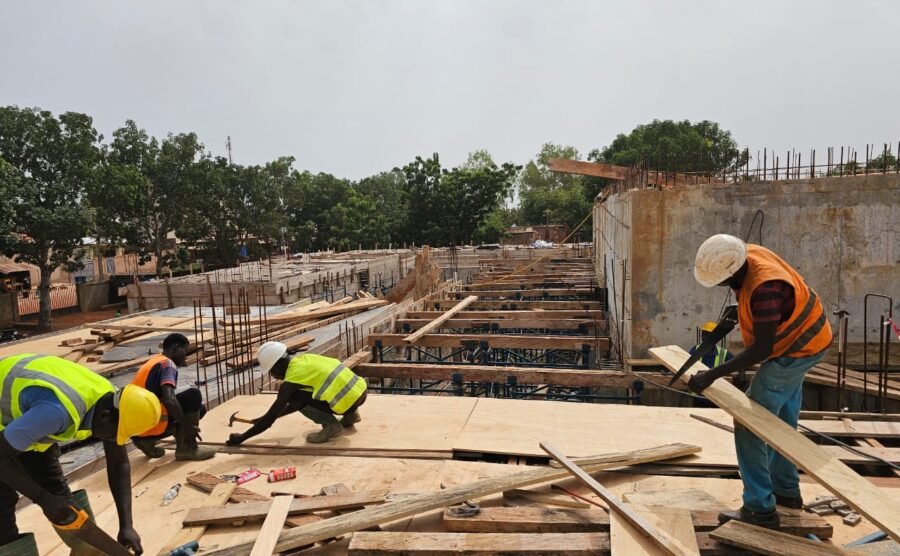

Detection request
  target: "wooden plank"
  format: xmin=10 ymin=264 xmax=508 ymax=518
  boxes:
xmin=185 ymin=472 xmax=271 ymax=503
xmin=203 ymin=443 xmax=701 ymax=555
xmin=709 ymin=520 xmax=856 ymax=555
xmin=442 ymin=506 xmax=831 ymax=538
xmin=348 ymin=532 xmax=610 ymax=554
xmin=397 ymin=318 xmax=602 ymax=331
xmin=650 ymin=345 xmax=900 ymax=543
xmin=622 ymin=488 xmax=725 ymax=511
xmin=612 ymin=505 xmax=700 ymax=556
xmin=160 ymin=482 xmax=237 ymax=554
xmin=503 ymin=488 xmax=592 ymax=509
xmin=403 ymin=295 xmax=479 ymax=343
xmin=368 ymin=333 xmax=607 ymax=351
xmin=454 ymin=289 xmax=596 ymax=297
xmin=426 ymin=300 xmax=604 ymax=310
xmin=540 ymin=441 xmax=694 ymax=556
xmin=183 ymin=492 xmax=387 ymax=526
xmin=355 ymin=363 xmax=667 ymax=389
xmin=548 ymin=158 xmax=627 ymax=180
xmin=249 ymin=495 xmax=294 ymax=556
xmin=404 ymin=310 xmax=606 ymax=320
xmin=237 ymin=298 xmax=387 ymax=326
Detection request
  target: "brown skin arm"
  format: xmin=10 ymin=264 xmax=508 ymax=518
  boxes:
xmin=159 ymin=384 xmax=194 ymax=437
xmin=227 ymin=381 xmax=300 ymax=445
xmin=688 ymin=320 xmax=778 ymax=393
xmin=103 ymin=440 xmax=142 ymax=554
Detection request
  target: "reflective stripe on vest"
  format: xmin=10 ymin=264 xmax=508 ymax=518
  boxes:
xmin=0 ymin=354 xmax=115 ymax=451
xmin=132 ymin=354 xmax=171 ymax=437
xmin=286 ymin=354 xmax=366 ymax=414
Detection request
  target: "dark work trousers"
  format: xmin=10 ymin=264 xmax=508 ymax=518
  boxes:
xmin=0 ymin=444 xmax=70 ymax=545
xmin=288 ymin=389 xmax=367 ymax=415
xmin=142 ymin=388 xmax=207 ymax=440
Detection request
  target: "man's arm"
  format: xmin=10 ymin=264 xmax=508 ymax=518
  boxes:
xmin=227 ymin=382 xmax=299 ymax=445
xmin=688 ymin=320 xmax=777 ymax=392
xmin=0 ymin=433 xmax=74 ymax=523
xmin=159 ymin=384 xmax=191 ymax=434
xmin=103 ymin=440 xmax=142 ymax=554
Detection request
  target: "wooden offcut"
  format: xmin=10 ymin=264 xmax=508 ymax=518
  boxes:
xmin=203 ymin=443 xmax=701 ymax=555
xmin=182 ymin=492 xmax=387 ymax=526
xmin=541 ymin=441 xmax=696 ymax=556
xmin=160 ymin=482 xmax=236 ymax=554
xmin=650 ymin=345 xmax=900 ymax=542
xmin=611 ymin=505 xmax=700 ymax=556
xmin=347 ymin=532 xmax=610 ymax=554
xmin=249 ymin=495 xmax=294 ymax=556
xmin=709 ymin=520 xmax=857 ymax=555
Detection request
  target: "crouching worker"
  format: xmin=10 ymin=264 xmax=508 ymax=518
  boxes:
xmin=131 ymin=333 xmax=216 ymax=461
xmin=227 ymin=341 xmax=367 ymax=446
xmin=0 ymin=354 xmax=161 ymax=555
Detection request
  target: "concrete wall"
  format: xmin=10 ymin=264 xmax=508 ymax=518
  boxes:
xmin=596 ymin=173 xmax=900 ymax=357
xmin=77 ymin=281 xmax=110 ymax=313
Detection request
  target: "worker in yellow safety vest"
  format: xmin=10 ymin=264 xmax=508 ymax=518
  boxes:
xmin=689 ymin=321 xmax=734 ymax=368
xmin=227 ymin=342 xmax=368 ymax=445
xmin=0 ymin=354 xmax=161 ymax=555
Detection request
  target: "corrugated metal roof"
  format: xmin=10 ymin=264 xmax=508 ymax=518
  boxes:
xmin=0 ymin=262 xmax=33 ymax=274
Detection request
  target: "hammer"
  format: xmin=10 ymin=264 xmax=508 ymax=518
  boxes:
xmin=228 ymin=412 xmax=254 ymax=427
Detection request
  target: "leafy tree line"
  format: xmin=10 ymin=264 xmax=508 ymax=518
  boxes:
xmin=0 ymin=106 xmax=744 ymax=330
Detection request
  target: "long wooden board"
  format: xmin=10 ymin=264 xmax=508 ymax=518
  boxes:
xmin=249 ymin=495 xmax=293 ymax=556
xmin=425 ymin=300 xmax=603 ymax=310
xmin=403 ymin=295 xmax=478 ymax=343
xmin=182 ymin=492 xmax=386 ymax=526
xmin=541 ymin=442 xmax=694 ymax=556
xmin=396 ymin=318 xmax=602 ymax=331
xmin=369 ymin=333 xmax=607 ymax=351
xmin=650 ymin=345 xmax=900 ymax=542
xmin=404 ymin=310 xmax=606 ymax=320
xmin=356 ymin=363 xmax=667 ymax=389
xmin=709 ymin=520 xmax=857 ymax=555
xmin=347 ymin=532 xmax=610 ymax=554
xmin=203 ymin=443 xmax=701 ymax=555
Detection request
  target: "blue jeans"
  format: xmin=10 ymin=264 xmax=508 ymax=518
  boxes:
xmin=736 ymin=351 xmax=826 ymax=512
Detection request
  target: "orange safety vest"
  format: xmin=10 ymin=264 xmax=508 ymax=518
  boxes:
xmin=737 ymin=245 xmax=833 ymax=358
xmin=132 ymin=354 xmax=171 ymax=437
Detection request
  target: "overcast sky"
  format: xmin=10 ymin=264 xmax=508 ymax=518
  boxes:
xmin=2 ymin=1 xmax=899 ymax=178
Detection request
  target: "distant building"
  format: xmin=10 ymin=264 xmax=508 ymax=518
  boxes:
xmin=502 ymin=224 xmax=570 ymax=245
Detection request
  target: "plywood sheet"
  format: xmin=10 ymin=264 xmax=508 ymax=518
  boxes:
xmin=453 ymin=398 xmax=736 ymax=466
xmin=611 ymin=504 xmax=699 ymax=555
xmin=202 ymin=394 xmax=478 ymax=452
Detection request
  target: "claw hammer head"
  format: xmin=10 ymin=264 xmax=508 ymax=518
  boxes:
xmin=228 ymin=411 xmax=253 ymax=427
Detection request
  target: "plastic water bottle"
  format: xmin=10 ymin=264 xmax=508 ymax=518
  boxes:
xmin=162 ymin=483 xmax=181 ymax=506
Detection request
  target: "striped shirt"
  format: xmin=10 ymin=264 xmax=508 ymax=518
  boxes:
xmin=747 ymin=280 xmax=795 ymax=324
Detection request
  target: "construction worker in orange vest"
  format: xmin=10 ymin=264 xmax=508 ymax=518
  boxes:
xmin=0 ymin=355 xmax=160 ymax=554
xmin=130 ymin=333 xmax=216 ymax=461
xmin=691 ymin=234 xmax=833 ymax=531
xmin=226 ymin=342 xmax=367 ymax=446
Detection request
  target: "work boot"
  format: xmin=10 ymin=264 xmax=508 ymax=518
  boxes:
xmin=340 ymin=408 xmax=362 ymax=428
xmin=301 ymin=406 xmax=344 ymax=443
xmin=718 ymin=507 xmax=780 ymax=530
xmin=775 ymin=493 xmax=803 ymax=510
xmin=132 ymin=436 xmax=165 ymax=459
xmin=0 ymin=533 xmax=39 ymax=556
xmin=175 ymin=413 xmax=217 ymax=461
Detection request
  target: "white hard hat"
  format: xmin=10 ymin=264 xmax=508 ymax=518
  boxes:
xmin=694 ymin=234 xmax=748 ymax=287
xmin=257 ymin=341 xmax=288 ymax=373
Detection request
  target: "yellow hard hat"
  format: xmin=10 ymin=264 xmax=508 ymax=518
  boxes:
xmin=114 ymin=384 xmax=162 ymax=446
xmin=701 ymin=321 xmax=717 ymax=333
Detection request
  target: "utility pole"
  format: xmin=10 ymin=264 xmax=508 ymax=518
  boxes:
xmin=226 ymin=135 xmax=233 ymax=164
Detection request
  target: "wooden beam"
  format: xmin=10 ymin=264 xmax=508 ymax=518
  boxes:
xmin=249 ymin=495 xmax=293 ymax=556
xmin=454 ymin=289 xmax=596 ymax=298
xmin=540 ymin=441 xmax=695 ymax=556
xmin=548 ymin=158 xmax=627 ymax=180
xmin=161 ymin=482 xmax=237 ymax=554
xmin=203 ymin=443 xmax=701 ymax=555
xmin=426 ymin=300 xmax=603 ymax=310
xmin=650 ymin=345 xmax=900 ymax=542
xmin=355 ymin=363 xmax=666 ymax=389
xmin=403 ymin=295 xmax=478 ymax=343
xmin=404 ymin=310 xmax=606 ymax=320
xmin=182 ymin=492 xmax=387 ymax=526
xmin=709 ymin=520 xmax=855 ymax=556
xmin=368 ymin=334 xmax=607 ymax=351
xmin=348 ymin=532 xmax=610 ymax=554
xmin=397 ymin=318 xmax=602 ymax=331
xmin=442 ymin=506 xmax=832 ymax=537
xmin=236 ymin=299 xmax=387 ymax=326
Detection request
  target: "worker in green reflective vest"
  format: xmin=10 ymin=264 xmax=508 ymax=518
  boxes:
xmin=689 ymin=321 xmax=734 ymax=368
xmin=0 ymin=354 xmax=161 ymax=555
xmin=227 ymin=342 xmax=368 ymax=445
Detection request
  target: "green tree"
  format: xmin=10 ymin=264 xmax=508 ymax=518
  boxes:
xmin=355 ymin=170 xmax=408 ymax=246
xmin=0 ymin=107 xmax=102 ymax=330
xmin=590 ymin=119 xmax=746 ymax=176
xmin=283 ymin=171 xmax=351 ymax=252
xmin=517 ymin=143 xmax=593 ymax=233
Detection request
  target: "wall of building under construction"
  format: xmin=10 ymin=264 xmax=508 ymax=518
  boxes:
xmin=595 ymin=173 xmax=900 ymax=358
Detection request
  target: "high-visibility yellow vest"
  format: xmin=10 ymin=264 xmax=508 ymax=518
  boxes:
xmin=0 ymin=354 xmax=115 ymax=452
xmin=285 ymin=354 xmax=366 ymax=414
